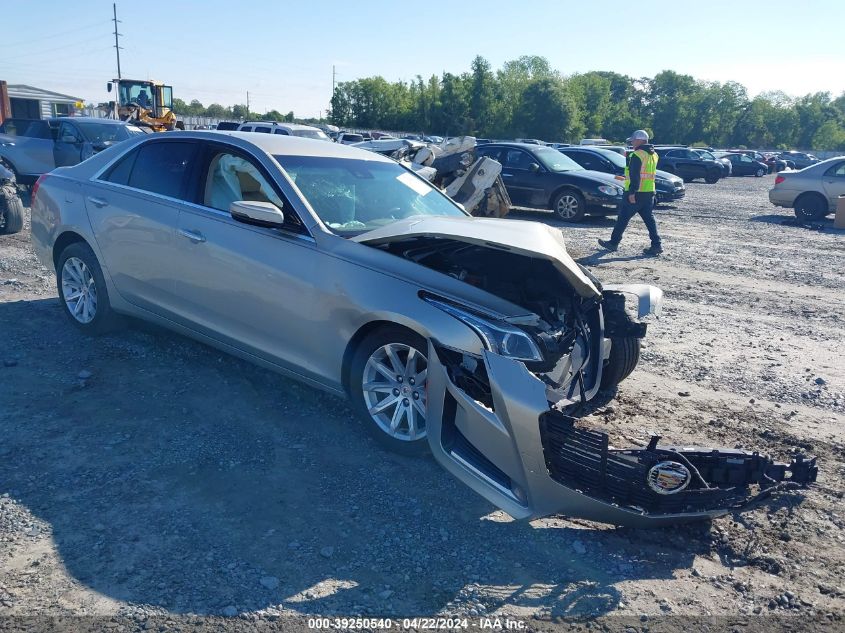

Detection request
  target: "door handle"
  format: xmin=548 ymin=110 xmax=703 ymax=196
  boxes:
xmin=501 ymin=173 xmax=513 ymax=178
xmin=86 ymin=196 xmax=108 ymax=208
xmin=178 ymin=228 xmax=206 ymax=243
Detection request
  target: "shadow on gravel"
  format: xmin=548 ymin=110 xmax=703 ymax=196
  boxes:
xmin=1 ymin=298 xmax=714 ymax=618
xmin=577 ymin=251 xmax=654 ymax=265
xmin=749 ymin=213 xmax=845 ymax=233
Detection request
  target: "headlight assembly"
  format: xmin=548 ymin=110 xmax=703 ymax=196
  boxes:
xmin=424 ymin=297 xmax=543 ymax=363
xmin=598 ymin=185 xmax=622 ymax=196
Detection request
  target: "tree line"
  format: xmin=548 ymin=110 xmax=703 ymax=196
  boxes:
xmin=171 ymin=98 xmax=295 ymax=123
xmin=328 ymin=55 xmax=845 ymax=150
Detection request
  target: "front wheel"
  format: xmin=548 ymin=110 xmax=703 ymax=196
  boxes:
xmin=794 ymin=194 xmax=828 ymax=221
xmin=755 ymin=168 xmax=765 ymax=178
xmin=350 ymin=327 xmax=429 ymax=455
xmin=601 ymin=337 xmax=641 ymax=389
xmin=552 ymin=190 xmax=586 ymax=222
xmin=56 ymin=242 xmax=121 ymax=334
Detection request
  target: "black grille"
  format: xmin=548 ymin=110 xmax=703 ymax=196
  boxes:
xmin=539 ymin=410 xmax=814 ymax=515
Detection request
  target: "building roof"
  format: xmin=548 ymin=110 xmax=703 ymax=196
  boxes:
xmin=6 ymin=84 xmax=82 ymax=103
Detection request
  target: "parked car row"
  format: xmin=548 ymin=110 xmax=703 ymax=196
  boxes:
xmin=769 ymin=155 xmax=845 ymax=220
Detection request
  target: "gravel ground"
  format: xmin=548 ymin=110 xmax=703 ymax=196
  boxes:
xmin=1 ymin=176 xmax=844 ymax=628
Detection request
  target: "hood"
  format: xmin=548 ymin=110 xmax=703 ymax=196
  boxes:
xmin=655 ymin=169 xmax=679 ymax=182
xmin=352 ymin=216 xmax=601 ymax=299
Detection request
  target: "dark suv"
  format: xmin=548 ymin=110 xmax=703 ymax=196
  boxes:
xmin=777 ymin=151 xmax=821 ymax=170
xmin=557 ymin=146 xmax=686 ymax=204
xmin=653 ymin=146 xmax=723 ymax=184
xmin=476 ymin=142 xmax=624 ymax=222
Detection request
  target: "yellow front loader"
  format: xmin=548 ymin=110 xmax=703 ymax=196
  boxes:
xmin=103 ymin=79 xmax=182 ymax=132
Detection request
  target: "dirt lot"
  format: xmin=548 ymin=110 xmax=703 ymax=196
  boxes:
xmin=1 ymin=175 xmax=844 ymax=627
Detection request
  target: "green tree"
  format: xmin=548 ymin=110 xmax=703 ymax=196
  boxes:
xmin=514 ymin=78 xmax=579 ymax=141
xmin=469 ymin=55 xmax=495 ymax=136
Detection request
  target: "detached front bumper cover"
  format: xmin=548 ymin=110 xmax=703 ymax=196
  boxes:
xmin=426 ymin=341 xmax=818 ymax=527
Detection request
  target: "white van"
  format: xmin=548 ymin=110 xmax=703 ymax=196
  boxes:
xmin=580 ymin=138 xmax=610 ymax=146
xmin=236 ymin=121 xmax=330 ymax=141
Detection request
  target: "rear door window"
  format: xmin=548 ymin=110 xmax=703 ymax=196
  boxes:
xmin=102 ymin=148 xmax=139 ymax=186
xmin=254 ymin=126 xmax=271 ymax=134
xmin=126 ymin=141 xmax=198 ymax=199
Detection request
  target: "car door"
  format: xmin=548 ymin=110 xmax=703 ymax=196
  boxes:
xmin=84 ymin=139 xmax=199 ymax=316
xmin=500 ymin=148 xmax=546 ymax=207
xmin=738 ymin=154 xmax=755 ymax=175
xmin=53 ymin=121 xmax=86 ymax=167
xmin=170 ymin=143 xmax=323 ymax=377
xmin=822 ymin=160 xmax=845 ymax=208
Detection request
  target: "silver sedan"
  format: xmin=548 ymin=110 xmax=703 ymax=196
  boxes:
xmin=769 ymin=156 xmax=845 ymax=220
xmin=30 ymin=132 xmax=816 ymax=526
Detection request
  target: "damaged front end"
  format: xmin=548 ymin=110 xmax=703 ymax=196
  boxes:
xmin=426 ymin=343 xmax=818 ymax=527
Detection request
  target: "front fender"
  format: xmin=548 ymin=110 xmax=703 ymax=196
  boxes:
xmin=603 ymin=283 xmax=663 ymax=318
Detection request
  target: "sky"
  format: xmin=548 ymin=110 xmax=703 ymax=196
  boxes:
xmin=2 ymin=0 xmax=844 ymax=118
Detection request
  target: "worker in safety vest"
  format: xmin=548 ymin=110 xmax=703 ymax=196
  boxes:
xmin=598 ymin=129 xmax=663 ymax=256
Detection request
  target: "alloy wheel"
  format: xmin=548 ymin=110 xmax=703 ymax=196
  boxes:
xmin=556 ymin=194 xmax=580 ymax=219
xmin=362 ymin=343 xmax=427 ymax=441
xmin=61 ymin=256 xmax=98 ymax=324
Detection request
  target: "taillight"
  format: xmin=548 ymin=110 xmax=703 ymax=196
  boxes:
xmin=775 ymin=175 xmax=785 ymax=185
xmin=31 ymin=174 xmax=47 ymax=201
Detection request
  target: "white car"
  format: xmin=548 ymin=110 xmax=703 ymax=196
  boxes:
xmin=236 ymin=121 xmax=330 ymax=141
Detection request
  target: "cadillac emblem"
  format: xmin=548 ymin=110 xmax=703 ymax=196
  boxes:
xmin=647 ymin=461 xmax=691 ymax=495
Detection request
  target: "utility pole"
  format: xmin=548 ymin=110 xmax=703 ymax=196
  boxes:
xmin=246 ymin=91 xmax=250 ymax=115
xmin=112 ymin=3 xmax=123 ymax=80
xmin=332 ymin=65 xmax=336 ymax=96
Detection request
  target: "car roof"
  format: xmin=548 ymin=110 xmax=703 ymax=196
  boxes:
xmin=482 ymin=142 xmax=546 ymax=150
xmin=52 ymin=117 xmax=131 ymax=126
xmin=165 ymin=130 xmax=395 ymax=160
xmin=239 ymin=121 xmax=320 ymax=131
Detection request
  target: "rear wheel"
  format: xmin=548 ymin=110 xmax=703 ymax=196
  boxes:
xmin=350 ymin=327 xmax=429 ymax=455
xmin=552 ymin=190 xmax=586 ymax=222
xmin=56 ymin=242 xmax=121 ymax=334
xmin=0 ymin=185 xmax=24 ymax=234
xmin=704 ymin=172 xmax=720 ymax=184
xmin=601 ymin=337 xmax=641 ymax=389
xmin=794 ymin=193 xmax=828 ymax=221
xmin=755 ymin=167 xmax=765 ymax=177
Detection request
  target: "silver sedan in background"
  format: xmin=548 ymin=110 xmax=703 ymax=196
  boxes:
xmin=30 ymin=132 xmax=816 ymax=526
xmin=769 ymin=156 xmax=845 ymax=220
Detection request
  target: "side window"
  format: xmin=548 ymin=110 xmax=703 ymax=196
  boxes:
xmin=127 ymin=141 xmax=197 ymax=199
xmin=740 ymin=155 xmax=753 ymax=163
xmin=824 ymin=162 xmax=845 ymax=177
xmin=665 ymin=150 xmax=681 ymax=158
xmin=58 ymin=122 xmax=82 ymax=144
xmin=274 ymin=128 xmax=290 ymax=135
xmin=503 ymin=150 xmax=531 ymax=169
xmin=576 ymin=154 xmax=600 ymax=170
xmin=102 ymin=148 xmax=139 ymax=186
xmin=202 ymin=151 xmax=301 ymax=228
xmin=240 ymin=126 xmax=252 ymax=132
xmin=476 ymin=146 xmax=501 ymax=161
xmin=255 ymin=126 xmax=271 ymax=134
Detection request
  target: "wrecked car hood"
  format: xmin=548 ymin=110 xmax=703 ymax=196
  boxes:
xmin=352 ymin=216 xmax=601 ymax=300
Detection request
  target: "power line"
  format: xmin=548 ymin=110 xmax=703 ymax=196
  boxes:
xmin=0 ymin=19 xmax=111 ymax=50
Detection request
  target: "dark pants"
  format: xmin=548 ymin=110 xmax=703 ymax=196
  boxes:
xmin=609 ymin=192 xmax=660 ymax=246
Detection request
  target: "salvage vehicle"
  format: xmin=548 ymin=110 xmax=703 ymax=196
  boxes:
xmin=0 ymin=117 xmax=144 ymax=186
xmin=0 ymin=162 xmax=24 ymax=234
xmin=777 ymin=151 xmax=820 ymax=170
xmin=30 ymin=131 xmax=817 ymax=526
xmin=557 ymin=146 xmax=686 ymax=204
xmin=692 ymin=149 xmax=732 ymax=178
xmin=769 ymin=156 xmax=845 ymax=220
xmin=653 ymin=146 xmax=723 ymax=184
xmin=476 ymin=142 xmax=624 ymax=221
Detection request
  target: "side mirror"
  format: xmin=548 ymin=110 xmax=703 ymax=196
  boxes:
xmin=529 ymin=162 xmax=540 ymax=173
xmin=229 ymin=200 xmax=285 ymax=228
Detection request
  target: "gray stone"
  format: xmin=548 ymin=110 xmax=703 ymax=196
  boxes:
xmin=320 ymin=546 xmax=335 ymax=558
xmin=260 ymin=576 xmax=279 ymax=590
xmin=571 ymin=540 xmax=587 ymax=555
xmin=223 ymin=606 xmax=237 ymax=617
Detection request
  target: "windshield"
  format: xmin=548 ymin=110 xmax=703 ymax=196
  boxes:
xmin=587 ymin=148 xmax=626 ymax=169
xmin=76 ymin=122 xmax=139 ymax=144
xmin=275 ymin=155 xmax=465 ymax=235
xmin=534 ymin=147 xmax=583 ymax=172
xmin=293 ymin=129 xmax=330 ymax=141
xmin=697 ymin=150 xmax=715 ymax=160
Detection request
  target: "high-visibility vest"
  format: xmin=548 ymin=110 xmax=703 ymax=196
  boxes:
xmin=623 ymin=149 xmax=658 ymax=193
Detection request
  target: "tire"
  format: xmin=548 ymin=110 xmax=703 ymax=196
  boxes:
xmin=755 ymin=168 xmax=765 ymax=178
xmin=0 ymin=185 xmax=24 ymax=234
xmin=793 ymin=193 xmax=828 ymax=221
xmin=55 ymin=241 xmax=121 ymax=334
xmin=551 ymin=189 xmax=586 ymax=222
xmin=683 ymin=176 xmax=694 ymax=183
xmin=704 ymin=172 xmax=720 ymax=184
xmin=601 ymin=337 xmax=641 ymax=389
xmin=349 ymin=326 xmax=429 ymax=455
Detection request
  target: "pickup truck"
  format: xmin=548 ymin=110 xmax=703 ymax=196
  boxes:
xmin=0 ymin=117 xmax=145 ymax=186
